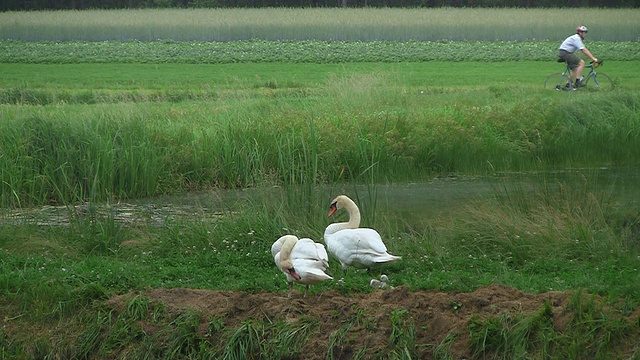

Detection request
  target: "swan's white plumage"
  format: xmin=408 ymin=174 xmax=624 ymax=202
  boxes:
xmin=272 ymin=235 xmax=332 ymax=297
xmin=324 ymin=195 xmax=401 ymax=270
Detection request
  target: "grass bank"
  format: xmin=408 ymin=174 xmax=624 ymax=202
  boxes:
xmin=0 ymin=172 xmax=639 ymax=358
xmin=1 ymin=62 xmax=639 ymax=207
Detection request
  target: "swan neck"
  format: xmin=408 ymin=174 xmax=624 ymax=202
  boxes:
xmin=344 ymin=197 xmax=361 ymax=228
xmin=279 ymin=236 xmax=297 ymax=262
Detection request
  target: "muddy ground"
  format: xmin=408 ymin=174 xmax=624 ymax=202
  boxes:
xmin=105 ymin=283 xmax=640 ymax=359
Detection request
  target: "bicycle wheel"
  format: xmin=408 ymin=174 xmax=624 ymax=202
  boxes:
xmin=544 ymin=73 xmax=573 ymax=91
xmin=584 ymin=72 xmax=614 ymax=91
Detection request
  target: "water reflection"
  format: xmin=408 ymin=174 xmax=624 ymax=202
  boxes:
xmin=2 ymin=167 xmax=638 ymax=227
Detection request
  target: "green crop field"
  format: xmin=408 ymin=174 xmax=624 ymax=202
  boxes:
xmin=1 ymin=8 xmax=639 ymax=359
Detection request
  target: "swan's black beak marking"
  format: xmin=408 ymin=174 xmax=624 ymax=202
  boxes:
xmin=328 ymin=202 xmax=337 ymax=217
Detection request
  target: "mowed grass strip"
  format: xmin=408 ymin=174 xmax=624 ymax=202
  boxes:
xmin=2 ymin=61 xmax=638 ymax=99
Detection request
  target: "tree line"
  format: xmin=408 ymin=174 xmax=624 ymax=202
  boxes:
xmin=2 ymin=0 xmax=638 ymax=11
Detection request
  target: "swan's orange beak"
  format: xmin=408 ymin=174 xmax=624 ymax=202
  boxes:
xmin=328 ymin=203 xmax=337 ymax=217
xmin=288 ymin=268 xmax=301 ymax=280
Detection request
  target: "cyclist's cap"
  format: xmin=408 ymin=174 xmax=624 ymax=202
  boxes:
xmin=577 ymin=25 xmax=588 ymax=33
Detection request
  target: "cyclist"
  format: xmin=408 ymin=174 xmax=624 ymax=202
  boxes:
xmin=558 ymin=25 xmax=599 ymax=88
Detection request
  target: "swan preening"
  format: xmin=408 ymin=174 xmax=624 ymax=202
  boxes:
xmin=271 ymin=235 xmax=333 ymax=297
xmin=324 ymin=195 xmax=401 ymax=271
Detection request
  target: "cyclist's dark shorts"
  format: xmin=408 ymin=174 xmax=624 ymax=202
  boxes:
xmin=558 ymin=50 xmax=581 ymax=69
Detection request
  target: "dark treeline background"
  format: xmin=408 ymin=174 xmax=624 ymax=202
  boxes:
xmin=2 ymin=0 xmax=638 ymax=11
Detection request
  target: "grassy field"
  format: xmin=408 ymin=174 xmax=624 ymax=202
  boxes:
xmin=2 ymin=59 xmax=639 ymax=359
xmin=1 ymin=9 xmax=639 ymax=358
xmin=1 ymin=8 xmax=639 ymax=41
xmin=2 ymin=61 xmax=640 ymax=206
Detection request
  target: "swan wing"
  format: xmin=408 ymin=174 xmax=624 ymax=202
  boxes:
xmin=271 ymin=238 xmax=284 ymax=260
xmin=324 ymin=222 xmax=350 ymax=237
xmin=324 ymin=228 xmax=400 ymax=269
xmin=274 ymin=252 xmax=281 ymax=267
xmin=293 ymin=238 xmax=330 ymax=263
xmin=291 ymin=241 xmax=333 ymax=284
xmin=292 ymin=258 xmax=333 ymax=284
xmin=332 ymin=228 xmax=389 ymax=254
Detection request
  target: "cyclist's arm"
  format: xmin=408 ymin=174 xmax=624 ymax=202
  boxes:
xmin=581 ymin=48 xmax=598 ymax=63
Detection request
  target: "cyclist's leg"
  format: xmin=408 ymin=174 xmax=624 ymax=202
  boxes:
xmin=563 ymin=53 xmax=582 ymax=84
xmin=574 ymin=59 xmax=586 ymax=85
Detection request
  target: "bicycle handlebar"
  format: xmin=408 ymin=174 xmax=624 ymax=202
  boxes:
xmin=590 ymin=60 xmax=603 ymax=69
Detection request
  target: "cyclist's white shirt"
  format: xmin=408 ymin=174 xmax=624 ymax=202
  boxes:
xmin=559 ymin=34 xmax=585 ymax=53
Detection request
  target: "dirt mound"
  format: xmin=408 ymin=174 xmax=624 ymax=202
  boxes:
xmin=106 ymin=283 xmax=587 ymax=358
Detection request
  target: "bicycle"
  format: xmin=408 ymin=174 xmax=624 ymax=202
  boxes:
xmin=544 ymin=59 xmax=614 ymax=91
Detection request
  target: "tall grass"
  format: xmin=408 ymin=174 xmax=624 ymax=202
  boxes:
xmin=1 ymin=8 xmax=639 ymax=41
xmin=468 ymin=292 xmax=636 ymax=359
xmin=1 ymin=68 xmax=640 ymax=208
xmin=0 ymin=108 xmax=167 ymax=207
xmin=0 ymin=166 xmax=638 ymax=357
xmin=468 ymin=303 xmax=556 ymax=359
xmin=445 ymin=172 xmax=633 ymax=262
xmin=386 ymin=308 xmax=418 ymax=359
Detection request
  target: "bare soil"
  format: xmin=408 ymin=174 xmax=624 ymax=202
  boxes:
xmin=105 ymin=283 xmax=625 ymax=359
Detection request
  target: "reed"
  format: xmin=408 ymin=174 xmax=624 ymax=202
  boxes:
xmin=1 ymin=63 xmax=640 ymax=208
xmin=1 ymin=8 xmax=638 ymax=41
xmin=445 ymin=174 xmax=633 ymax=269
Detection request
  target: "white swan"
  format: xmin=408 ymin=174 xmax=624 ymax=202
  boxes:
xmin=271 ymin=235 xmax=333 ymax=297
xmin=324 ymin=195 xmax=401 ymax=270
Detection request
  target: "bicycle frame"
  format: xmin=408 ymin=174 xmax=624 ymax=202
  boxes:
xmin=545 ymin=60 xmax=612 ymax=91
xmin=561 ymin=62 xmax=600 ymax=86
